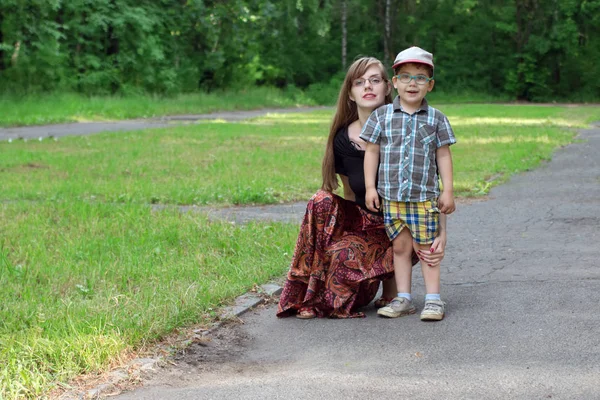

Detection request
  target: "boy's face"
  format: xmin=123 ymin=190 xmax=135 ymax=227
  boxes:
xmin=392 ymin=63 xmax=434 ymax=109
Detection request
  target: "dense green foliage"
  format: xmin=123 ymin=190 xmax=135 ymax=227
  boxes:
xmin=1 ymin=0 xmax=599 ymax=101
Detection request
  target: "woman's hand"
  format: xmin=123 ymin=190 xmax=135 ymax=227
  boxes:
xmin=418 ymin=231 xmax=446 ymax=268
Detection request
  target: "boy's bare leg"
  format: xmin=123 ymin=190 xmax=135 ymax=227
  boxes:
xmin=392 ymin=228 xmax=414 ymax=294
xmin=414 ymin=241 xmax=445 ymax=321
xmin=377 ymin=228 xmax=416 ymax=318
xmin=414 ymin=242 xmax=441 ymax=294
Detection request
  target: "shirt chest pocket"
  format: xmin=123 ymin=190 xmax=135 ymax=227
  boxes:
xmin=414 ymin=124 xmax=436 ymax=155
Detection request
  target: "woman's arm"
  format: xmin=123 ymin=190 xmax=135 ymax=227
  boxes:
xmin=339 ymin=175 xmax=356 ymax=202
xmin=418 ymin=213 xmax=447 ymax=268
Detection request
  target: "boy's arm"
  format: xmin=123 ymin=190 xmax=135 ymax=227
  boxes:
xmin=361 ymin=107 xmax=384 ymax=212
xmin=364 ymin=142 xmax=380 ymax=212
xmin=436 ymin=145 xmax=455 ymax=214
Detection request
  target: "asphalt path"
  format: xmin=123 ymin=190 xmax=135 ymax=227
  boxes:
xmin=0 ymin=106 xmax=330 ymax=141
xmin=111 ymin=124 xmax=600 ymax=400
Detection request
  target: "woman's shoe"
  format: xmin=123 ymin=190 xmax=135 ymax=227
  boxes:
xmin=374 ymin=297 xmax=394 ymax=309
xmin=296 ymin=306 xmax=316 ymax=319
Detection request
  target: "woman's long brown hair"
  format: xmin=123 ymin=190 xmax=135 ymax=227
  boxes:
xmin=321 ymin=57 xmax=392 ymax=192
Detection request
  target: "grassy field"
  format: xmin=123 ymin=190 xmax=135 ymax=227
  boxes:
xmin=1 ymin=103 xmax=599 ymax=398
xmin=0 ymin=202 xmax=297 ymax=399
xmin=0 ymin=88 xmax=515 ymax=128
xmin=2 ymin=104 xmax=598 ymax=205
xmin=0 ymin=88 xmax=318 ymax=127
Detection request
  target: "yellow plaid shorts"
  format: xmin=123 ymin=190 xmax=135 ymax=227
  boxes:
xmin=381 ymin=199 xmax=440 ymax=244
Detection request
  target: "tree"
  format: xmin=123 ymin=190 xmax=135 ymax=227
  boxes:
xmin=0 ymin=0 xmax=597 ymax=100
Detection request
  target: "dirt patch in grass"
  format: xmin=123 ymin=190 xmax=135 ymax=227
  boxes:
xmin=1 ymin=162 xmax=50 ymax=172
xmin=173 ymin=321 xmax=251 ymax=368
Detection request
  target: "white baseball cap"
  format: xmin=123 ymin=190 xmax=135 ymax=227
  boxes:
xmin=392 ymin=46 xmax=434 ymax=70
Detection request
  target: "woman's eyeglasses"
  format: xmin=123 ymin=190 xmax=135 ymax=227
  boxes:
xmin=352 ymin=76 xmax=384 ymax=87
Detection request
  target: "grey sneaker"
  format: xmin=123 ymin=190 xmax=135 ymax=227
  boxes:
xmin=377 ymin=297 xmax=416 ymax=318
xmin=420 ymin=300 xmax=446 ymax=321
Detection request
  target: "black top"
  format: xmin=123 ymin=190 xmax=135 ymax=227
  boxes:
xmin=334 ymin=126 xmax=380 ymax=214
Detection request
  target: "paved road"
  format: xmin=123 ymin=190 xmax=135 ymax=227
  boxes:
xmin=0 ymin=106 xmax=330 ymax=141
xmin=113 ymin=125 xmax=600 ymax=400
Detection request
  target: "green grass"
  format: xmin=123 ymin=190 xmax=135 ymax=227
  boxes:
xmin=2 ymin=105 xmax=596 ymax=205
xmin=1 ymin=103 xmax=598 ymax=398
xmin=0 ymin=113 xmax=329 ymax=206
xmin=0 ymin=201 xmax=298 ymax=399
xmin=436 ymin=104 xmax=600 ymax=196
xmin=427 ymin=89 xmax=514 ymax=104
xmin=0 ymin=87 xmax=318 ymax=127
xmin=3 ymin=88 xmax=597 ymax=128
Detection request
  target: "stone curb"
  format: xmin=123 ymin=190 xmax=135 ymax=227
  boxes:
xmin=219 ymin=283 xmax=283 ymax=320
xmin=57 ymin=283 xmax=283 ymax=400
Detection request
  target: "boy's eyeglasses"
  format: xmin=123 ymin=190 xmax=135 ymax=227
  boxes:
xmin=352 ymin=76 xmax=384 ymax=87
xmin=394 ymin=73 xmax=433 ymax=85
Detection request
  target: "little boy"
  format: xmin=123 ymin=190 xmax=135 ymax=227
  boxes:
xmin=360 ymin=46 xmax=456 ymax=321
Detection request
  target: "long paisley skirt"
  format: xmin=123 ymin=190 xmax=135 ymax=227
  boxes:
xmin=277 ymin=190 xmax=405 ymax=318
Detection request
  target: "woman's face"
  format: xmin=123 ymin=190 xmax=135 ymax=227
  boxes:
xmin=349 ymin=65 xmax=389 ymax=113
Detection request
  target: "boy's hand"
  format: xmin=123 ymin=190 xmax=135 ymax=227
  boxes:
xmin=365 ymin=188 xmax=380 ymax=212
xmin=438 ymin=191 xmax=455 ymax=214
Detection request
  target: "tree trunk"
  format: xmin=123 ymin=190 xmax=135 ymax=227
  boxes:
xmin=341 ymin=0 xmax=347 ymax=70
xmin=0 ymin=11 xmax=4 ymax=71
xmin=384 ymin=0 xmax=391 ymax=64
xmin=106 ymin=24 xmax=119 ymax=93
xmin=11 ymin=41 xmax=20 ymax=66
xmin=515 ymin=0 xmax=537 ymax=100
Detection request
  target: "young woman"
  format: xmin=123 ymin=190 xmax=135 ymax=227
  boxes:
xmin=276 ymin=57 xmax=447 ymax=319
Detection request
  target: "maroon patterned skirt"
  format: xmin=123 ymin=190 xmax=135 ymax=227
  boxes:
xmin=277 ymin=190 xmax=397 ymax=318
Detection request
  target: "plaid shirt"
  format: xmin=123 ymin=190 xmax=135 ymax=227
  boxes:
xmin=359 ymin=97 xmax=456 ymax=202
